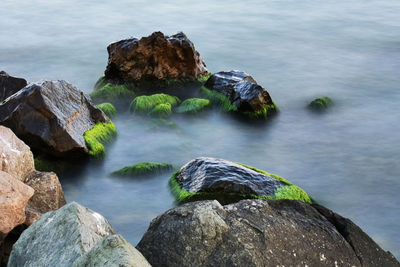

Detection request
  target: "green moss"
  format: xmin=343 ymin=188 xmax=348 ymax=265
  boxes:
xmin=148 ymin=103 xmax=172 ymax=118
xmin=170 ymin=163 xmax=312 ymax=205
xmin=197 ymin=73 xmax=212 ymax=83
xmin=243 ymin=102 xmax=279 ymax=119
xmin=34 ymin=157 xmax=68 ymax=174
xmin=84 ymin=121 xmax=117 ymax=158
xmin=176 ymin=98 xmax=210 ymax=114
xmin=96 ymin=103 xmax=117 ymax=118
xmin=89 ymin=83 xmax=135 ymax=104
xmin=129 ymin=94 xmax=180 ymax=114
xmin=111 ymin=162 xmax=173 ymax=177
xmin=200 ymin=86 xmax=238 ymax=112
xmin=309 ymin=96 xmax=333 ymax=110
xmin=94 ymin=76 xmax=107 ymax=90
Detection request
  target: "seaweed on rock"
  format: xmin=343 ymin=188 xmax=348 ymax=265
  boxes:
xmin=111 ymin=162 xmax=174 ymax=177
xmin=176 ymin=98 xmax=210 ymax=114
xmin=200 ymin=86 xmax=237 ymax=112
xmin=89 ymin=83 xmax=135 ymax=104
xmin=149 ymin=103 xmax=172 ymax=118
xmin=83 ymin=121 xmax=117 ymax=158
xmin=243 ymin=102 xmax=279 ymax=119
xmin=96 ymin=103 xmax=117 ymax=118
xmin=309 ymin=96 xmax=333 ymax=111
xmin=129 ymin=94 xmax=180 ymax=114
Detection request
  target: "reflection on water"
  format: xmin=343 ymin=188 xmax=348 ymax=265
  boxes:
xmin=1 ymin=0 xmax=399 ymax=258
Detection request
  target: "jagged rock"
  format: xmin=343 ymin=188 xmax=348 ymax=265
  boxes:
xmin=8 ymin=202 xmax=115 ymax=267
xmin=105 ymin=31 xmax=208 ymax=83
xmin=0 ymin=126 xmax=35 ymax=181
xmin=137 ymin=199 xmax=400 ymax=267
xmin=0 ymin=71 xmax=27 ymax=101
xmin=24 ymin=170 xmax=67 ymax=225
xmin=72 ymin=234 xmax=151 ymax=267
xmin=0 ymin=80 xmax=108 ymax=157
xmin=204 ymin=70 xmax=276 ymax=115
xmin=0 ymin=171 xmax=33 ymax=236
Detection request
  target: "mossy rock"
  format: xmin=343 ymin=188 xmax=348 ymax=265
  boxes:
xmin=89 ymin=83 xmax=135 ymax=105
xmin=149 ymin=103 xmax=172 ymax=118
xmin=111 ymin=162 xmax=174 ymax=177
xmin=200 ymin=86 xmax=238 ymax=112
xmin=83 ymin=121 xmax=117 ymax=158
xmin=94 ymin=76 xmax=107 ymax=90
xmin=34 ymin=157 xmax=69 ymax=174
xmin=309 ymin=96 xmax=333 ymax=111
xmin=176 ymin=98 xmax=210 ymax=114
xmin=129 ymin=94 xmax=180 ymax=114
xmin=243 ymin=102 xmax=279 ymax=119
xmin=96 ymin=103 xmax=117 ymax=118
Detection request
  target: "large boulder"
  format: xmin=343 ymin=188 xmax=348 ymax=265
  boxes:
xmin=0 ymin=71 xmax=27 ymax=102
xmin=105 ymin=31 xmax=209 ymax=83
xmin=203 ymin=70 xmax=277 ymax=118
xmin=170 ymin=157 xmax=311 ymax=204
xmin=0 ymin=80 xmax=108 ymax=157
xmin=24 ymin=170 xmax=67 ymax=225
xmin=0 ymin=171 xmax=33 ymax=236
xmin=0 ymin=126 xmax=35 ymax=181
xmin=72 ymin=234 xmax=151 ymax=267
xmin=8 ymin=202 xmax=115 ymax=267
xmin=137 ymin=199 xmax=400 ymax=267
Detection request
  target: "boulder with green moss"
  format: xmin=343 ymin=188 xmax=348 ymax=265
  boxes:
xmin=176 ymin=98 xmax=210 ymax=114
xmin=149 ymin=103 xmax=172 ymax=118
xmin=169 ymin=157 xmax=311 ymax=204
xmin=129 ymin=93 xmax=180 ymax=115
xmin=83 ymin=121 xmax=117 ymax=158
xmin=90 ymin=83 xmax=135 ymax=106
xmin=309 ymin=96 xmax=333 ymax=111
xmin=111 ymin=162 xmax=173 ymax=177
xmin=96 ymin=103 xmax=117 ymax=118
xmin=202 ymin=70 xmax=278 ymax=119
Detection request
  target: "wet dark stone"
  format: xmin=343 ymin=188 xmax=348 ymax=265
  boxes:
xmin=0 ymin=71 xmax=27 ymax=102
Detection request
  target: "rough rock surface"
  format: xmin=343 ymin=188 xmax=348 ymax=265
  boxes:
xmin=105 ymin=31 xmax=208 ymax=82
xmin=0 ymin=80 xmax=108 ymax=156
xmin=24 ymin=170 xmax=67 ymax=225
xmin=0 ymin=126 xmax=35 ymax=181
xmin=8 ymin=202 xmax=115 ymax=267
xmin=175 ymin=157 xmax=284 ymax=195
xmin=137 ymin=199 xmax=400 ymax=267
xmin=72 ymin=234 xmax=151 ymax=267
xmin=0 ymin=171 xmax=33 ymax=236
xmin=204 ymin=70 xmax=274 ymax=112
xmin=0 ymin=71 xmax=27 ymax=101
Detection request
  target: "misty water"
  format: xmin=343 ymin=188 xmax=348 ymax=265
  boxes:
xmin=1 ymin=0 xmax=399 ymax=258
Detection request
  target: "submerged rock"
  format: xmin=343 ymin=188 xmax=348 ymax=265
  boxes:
xmin=0 ymin=80 xmax=108 ymax=157
xmin=137 ymin=199 xmax=400 ymax=267
xmin=0 ymin=71 xmax=27 ymax=102
xmin=105 ymin=31 xmax=209 ymax=83
xmin=8 ymin=202 xmax=115 ymax=267
xmin=0 ymin=126 xmax=35 ymax=181
xmin=111 ymin=162 xmax=174 ymax=177
xmin=203 ymin=70 xmax=277 ymax=118
xmin=72 ymin=234 xmax=151 ymax=267
xmin=309 ymin=96 xmax=333 ymax=111
xmin=170 ymin=157 xmax=310 ymax=204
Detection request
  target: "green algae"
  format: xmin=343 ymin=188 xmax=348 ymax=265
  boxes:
xmin=34 ymin=157 xmax=68 ymax=174
xmin=149 ymin=103 xmax=172 ymax=118
xmin=197 ymin=73 xmax=212 ymax=83
xmin=243 ymin=102 xmax=279 ymax=119
xmin=89 ymin=83 xmax=135 ymax=104
xmin=94 ymin=76 xmax=107 ymax=90
xmin=83 ymin=121 xmax=117 ymax=158
xmin=129 ymin=94 xmax=180 ymax=114
xmin=309 ymin=96 xmax=333 ymax=111
xmin=111 ymin=162 xmax=174 ymax=177
xmin=200 ymin=86 xmax=238 ymax=112
xmin=175 ymin=98 xmax=210 ymax=114
xmin=96 ymin=103 xmax=117 ymax=118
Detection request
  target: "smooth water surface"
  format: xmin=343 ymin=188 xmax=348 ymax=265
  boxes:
xmin=1 ymin=0 xmax=399 ymax=258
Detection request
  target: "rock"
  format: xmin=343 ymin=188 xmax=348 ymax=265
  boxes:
xmin=170 ymin=157 xmax=311 ymax=204
xmin=23 ymin=170 xmax=67 ymax=225
xmin=309 ymin=96 xmax=333 ymax=111
xmin=0 ymin=171 xmax=33 ymax=236
xmin=137 ymin=199 xmax=400 ymax=267
xmin=8 ymin=202 xmax=115 ymax=267
xmin=0 ymin=126 xmax=35 ymax=181
xmin=0 ymin=80 xmax=109 ymax=157
xmin=203 ymin=70 xmax=278 ymax=118
xmin=105 ymin=31 xmax=208 ymax=83
xmin=72 ymin=234 xmax=151 ymax=267
xmin=0 ymin=71 xmax=27 ymax=101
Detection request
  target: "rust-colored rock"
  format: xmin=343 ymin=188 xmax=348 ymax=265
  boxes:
xmin=105 ymin=31 xmax=209 ymax=82
xmin=24 ymin=171 xmax=67 ymax=225
xmin=0 ymin=171 xmax=34 ymax=235
xmin=0 ymin=126 xmax=35 ymax=181
xmin=0 ymin=71 xmax=27 ymax=101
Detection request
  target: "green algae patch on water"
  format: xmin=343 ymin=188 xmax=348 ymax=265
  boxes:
xmin=129 ymin=94 xmax=180 ymax=114
xmin=200 ymin=86 xmax=237 ymax=112
xmin=84 ymin=121 xmax=117 ymax=158
xmin=96 ymin=103 xmax=117 ymax=118
xmin=308 ymin=96 xmax=333 ymax=111
xmin=148 ymin=103 xmax=172 ymax=118
xmin=176 ymin=98 xmax=210 ymax=114
xmin=111 ymin=162 xmax=174 ymax=177
xmin=89 ymin=83 xmax=135 ymax=104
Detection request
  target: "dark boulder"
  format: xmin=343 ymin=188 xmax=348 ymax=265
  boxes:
xmin=137 ymin=199 xmax=400 ymax=267
xmin=0 ymin=71 xmax=27 ymax=102
xmin=0 ymin=80 xmax=108 ymax=157
xmin=105 ymin=31 xmax=209 ymax=83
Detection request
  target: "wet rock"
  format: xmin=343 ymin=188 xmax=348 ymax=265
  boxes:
xmin=105 ymin=31 xmax=208 ymax=83
xmin=72 ymin=234 xmax=151 ymax=267
xmin=8 ymin=202 xmax=115 ymax=267
xmin=0 ymin=71 xmax=27 ymax=101
xmin=0 ymin=80 xmax=108 ymax=157
xmin=309 ymin=96 xmax=333 ymax=111
xmin=0 ymin=126 xmax=35 ymax=181
xmin=137 ymin=199 xmax=400 ymax=267
xmin=0 ymin=171 xmax=33 ymax=236
xmin=204 ymin=70 xmax=277 ymax=116
xmin=24 ymin=170 xmax=67 ymax=225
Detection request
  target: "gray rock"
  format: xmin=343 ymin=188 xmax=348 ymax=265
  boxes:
xmin=0 ymin=71 xmax=27 ymax=102
xmin=0 ymin=80 xmax=108 ymax=157
xmin=72 ymin=234 xmax=151 ymax=267
xmin=8 ymin=202 xmax=115 ymax=267
xmin=137 ymin=199 xmax=400 ymax=267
